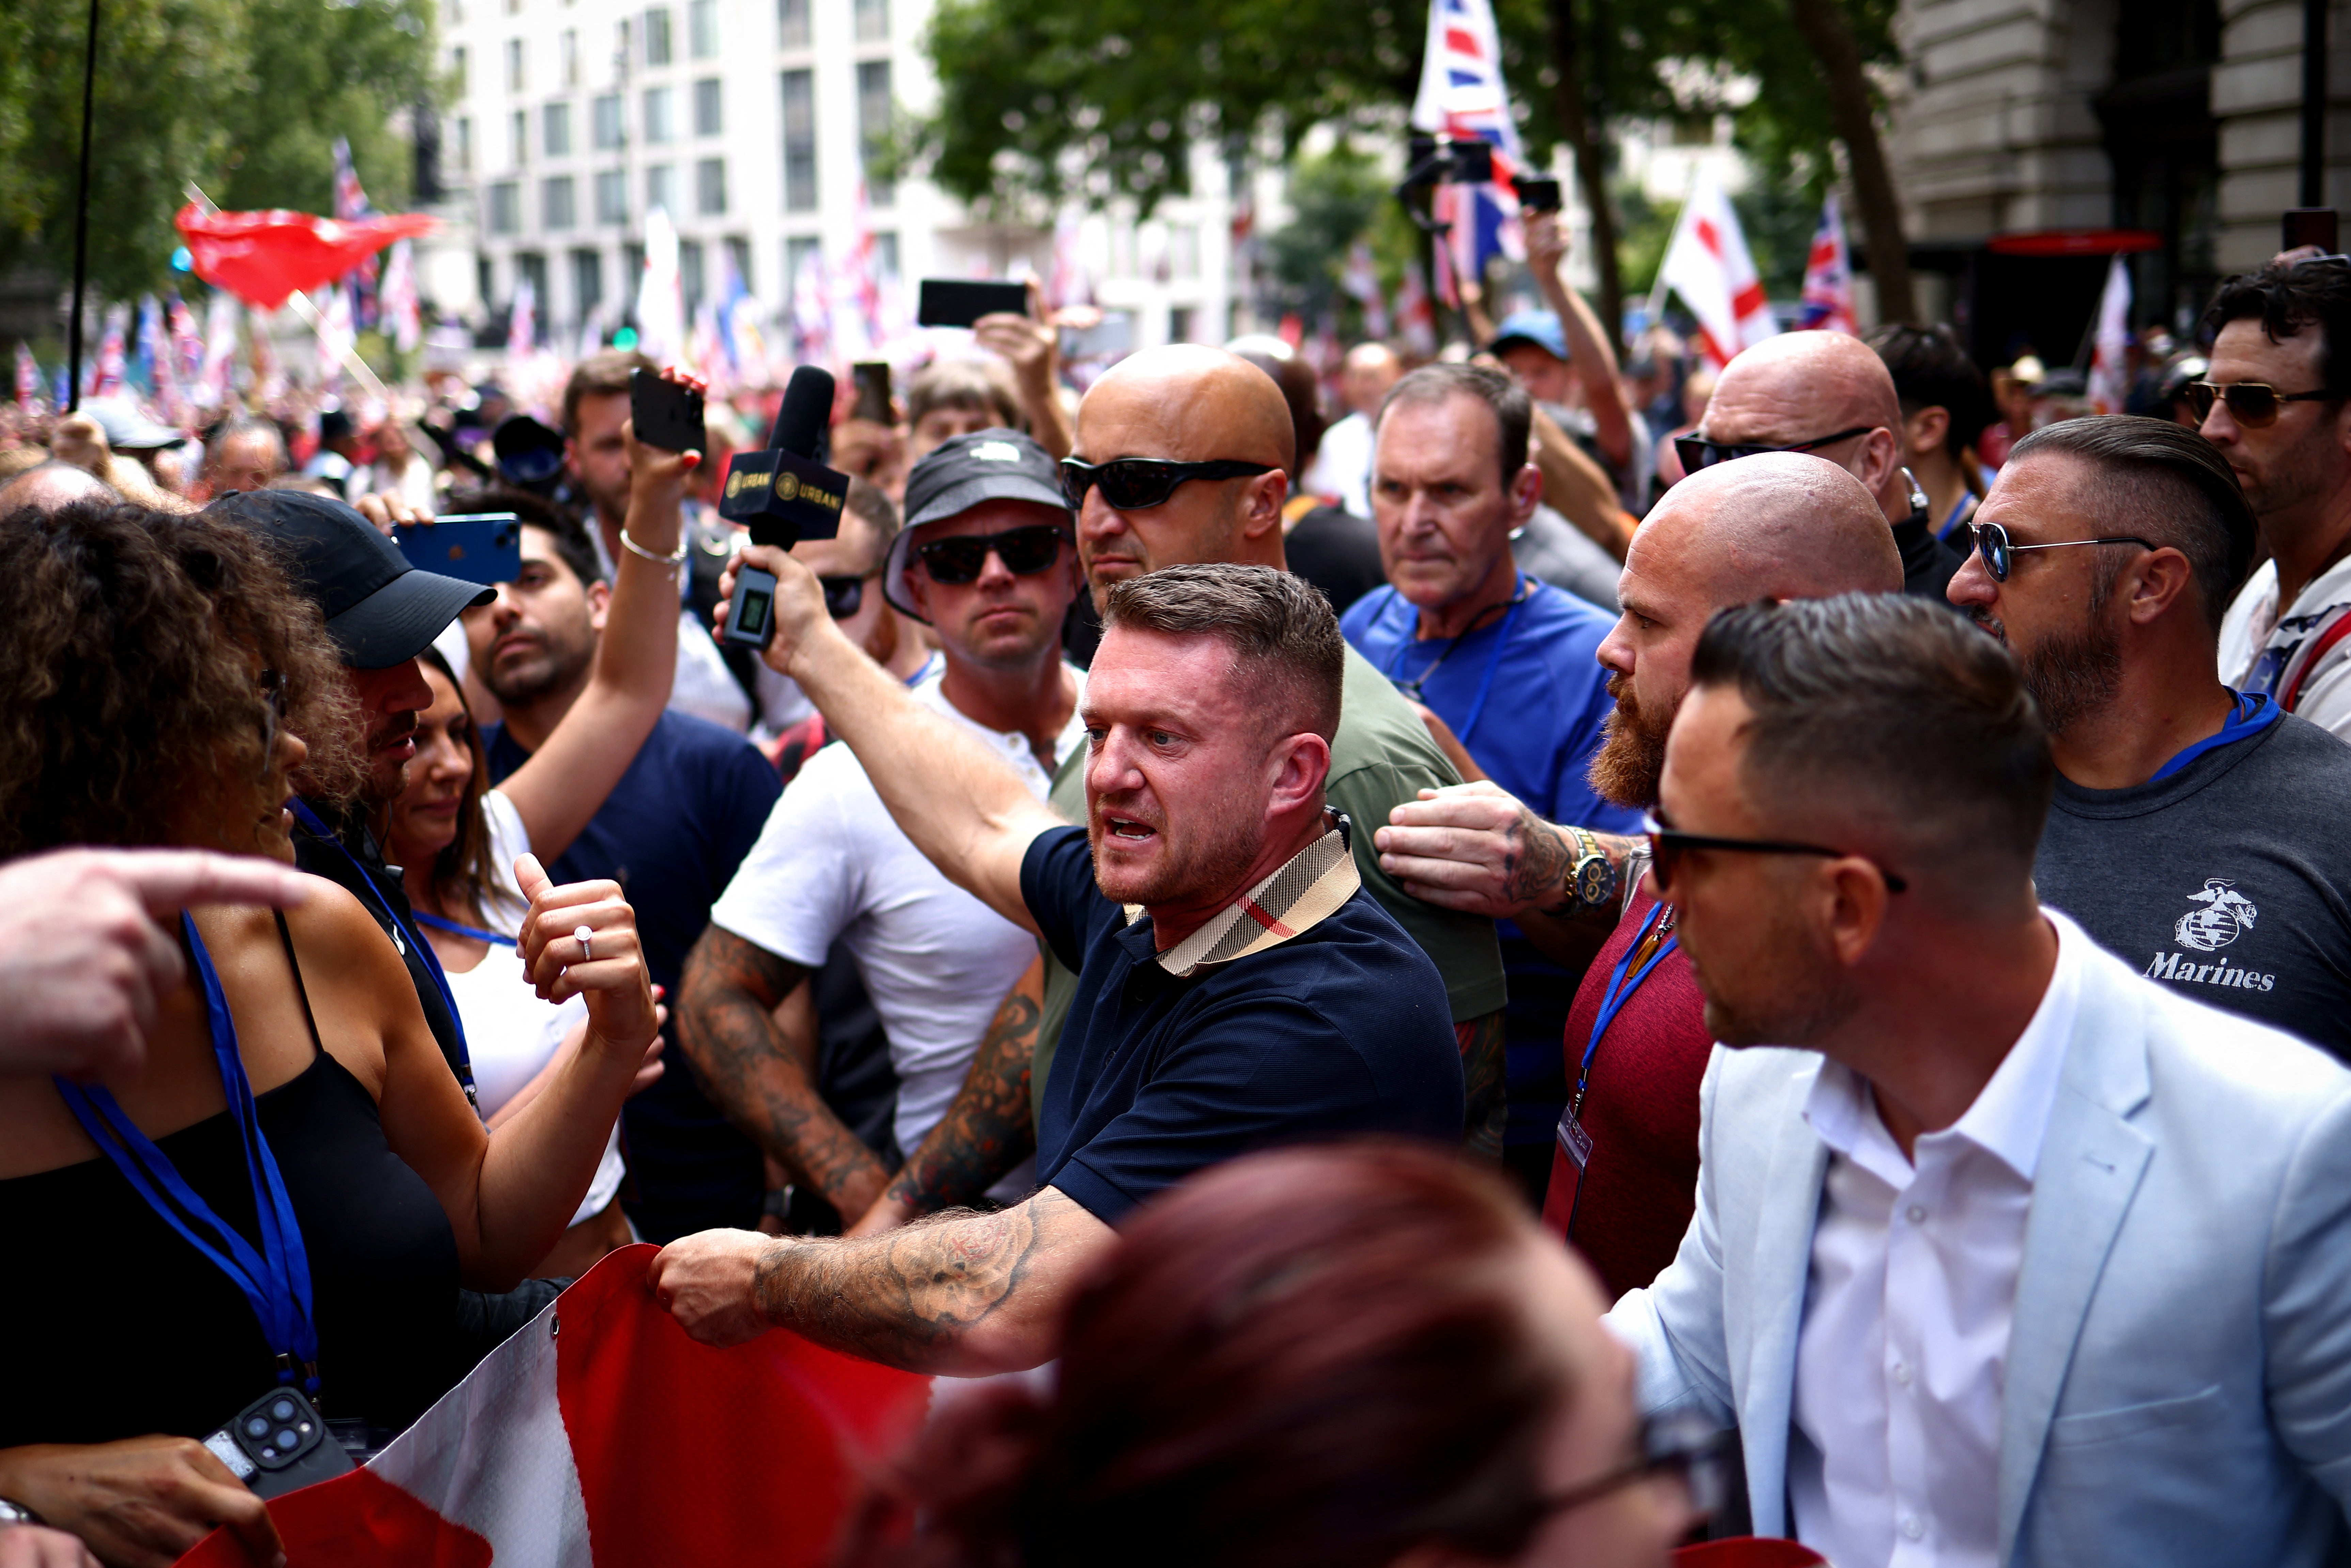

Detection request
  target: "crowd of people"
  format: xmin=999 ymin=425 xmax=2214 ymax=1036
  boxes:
xmin=8 ymin=226 xmax=2351 ymax=1568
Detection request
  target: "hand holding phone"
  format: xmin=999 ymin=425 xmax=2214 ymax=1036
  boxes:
xmin=917 ymin=278 xmax=1031 ymax=329
xmin=630 ymin=367 xmax=708 ymax=454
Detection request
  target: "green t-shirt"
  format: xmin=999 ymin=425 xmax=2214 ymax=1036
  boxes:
xmin=1030 ymin=642 xmax=1507 ymax=1132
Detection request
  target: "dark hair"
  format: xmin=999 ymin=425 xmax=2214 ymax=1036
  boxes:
xmin=561 ymin=348 xmax=658 ymax=437
xmin=907 ymin=358 xmax=1023 ymax=432
xmin=0 ymin=500 xmax=362 ymax=857
xmin=1376 ymin=363 xmax=1531 ymax=490
xmin=2199 ymin=258 xmax=2351 ymax=394
xmin=450 ymin=480 xmax=606 ymax=587
xmin=1102 ymin=563 xmax=1345 ymax=742
xmin=838 ymin=1142 xmax=1567 ymax=1568
xmin=1690 ymin=594 xmax=2053 ymax=895
xmin=1867 ymin=323 xmax=1994 ymax=459
xmin=414 ymin=646 xmax=507 ymax=929
xmin=2007 ymin=415 xmax=2256 ymax=633
xmin=1232 ymin=349 xmax=1327 ymax=472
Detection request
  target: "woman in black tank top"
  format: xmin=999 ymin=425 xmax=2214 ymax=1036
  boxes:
xmin=0 ymin=503 xmax=664 ymax=1566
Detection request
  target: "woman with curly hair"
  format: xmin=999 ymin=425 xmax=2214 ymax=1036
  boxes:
xmin=0 ymin=500 xmax=662 ymax=1568
xmin=840 ymin=1141 xmax=1717 ymax=1568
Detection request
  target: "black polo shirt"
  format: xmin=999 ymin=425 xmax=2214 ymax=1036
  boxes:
xmin=1023 ymin=825 xmax=1463 ymax=1223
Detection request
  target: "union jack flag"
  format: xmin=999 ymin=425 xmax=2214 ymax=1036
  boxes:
xmin=1796 ymin=193 xmax=1859 ymax=337
xmin=1410 ymin=0 xmax=1525 ymax=302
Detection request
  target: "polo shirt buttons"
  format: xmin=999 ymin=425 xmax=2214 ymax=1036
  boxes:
xmin=1901 ymin=1516 xmax=1925 ymax=1541
xmin=1891 ymin=1361 xmax=1913 ymax=1387
xmin=1906 ymin=1204 xmax=1927 ymax=1224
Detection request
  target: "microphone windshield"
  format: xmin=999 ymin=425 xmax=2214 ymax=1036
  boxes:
xmin=769 ymin=366 xmax=836 ymax=459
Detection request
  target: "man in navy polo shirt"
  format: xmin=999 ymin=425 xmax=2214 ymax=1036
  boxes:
xmin=650 ymin=560 xmax=1461 ymax=1373
xmin=1345 ymin=362 xmax=1635 ymax=1208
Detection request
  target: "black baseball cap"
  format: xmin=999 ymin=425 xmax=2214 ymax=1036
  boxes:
xmin=883 ymin=428 xmax=1072 ymax=618
xmin=205 ymin=489 xmax=493 ymax=669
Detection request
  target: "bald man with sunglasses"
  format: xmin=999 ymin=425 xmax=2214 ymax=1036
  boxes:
xmin=849 ymin=347 xmax=1510 ymax=1233
xmin=1686 ymin=331 xmax=1966 ymax=602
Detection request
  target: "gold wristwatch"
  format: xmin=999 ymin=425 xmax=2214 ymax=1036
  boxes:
xmin=1547 ymin=825 xmax=1619 ymax=915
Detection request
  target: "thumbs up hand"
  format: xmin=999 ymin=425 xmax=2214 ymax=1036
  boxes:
xmin=514 ymin=856 xmax=660 ymax=1055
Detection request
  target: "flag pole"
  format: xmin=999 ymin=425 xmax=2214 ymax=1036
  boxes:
xmin=66 ymin=0 xmax=100 ymax=412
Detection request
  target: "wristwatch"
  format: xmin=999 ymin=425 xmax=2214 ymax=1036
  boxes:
xmin=1551 ymin=825 xmax=1619 ymax=915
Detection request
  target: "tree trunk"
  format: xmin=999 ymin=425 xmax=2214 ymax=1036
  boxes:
xmin=1785 ymin=0 xmax=1916 ymax=324
xmin=1545 ymin=0 xmax=1625 ymax=356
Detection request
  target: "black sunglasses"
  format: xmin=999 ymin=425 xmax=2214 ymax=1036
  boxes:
xmin=1525 ymin=1410 xmax=1735 ymax=1525
xmin=2184 ymin=380 xmax=2340 ymax=429
xmin=1673 ymin=425 xmax=1873 ymax=473
xmin=915 ymin=524 xmax=1067 ymax=584
xmin=1058 ymin=456 xmax=1277 ymax=511
xmin=1966 ymin=520 xmax=2155 ymax=584
xmin=1643 ymin=811 xmax=1907 ymax=894
xmin=820 ymin=572 xmax=877 ymax=620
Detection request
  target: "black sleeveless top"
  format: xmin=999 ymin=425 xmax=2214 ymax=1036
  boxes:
xmin=0 ymin=923 xmax=460 ymax=1446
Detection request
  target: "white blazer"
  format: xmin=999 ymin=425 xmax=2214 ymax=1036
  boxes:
xmin=1606 ymin=918 xmax=2351 ymax=1566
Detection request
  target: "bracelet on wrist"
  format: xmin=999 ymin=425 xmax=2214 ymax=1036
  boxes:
xmin=620 ymin=527 xmax=688 ymax=567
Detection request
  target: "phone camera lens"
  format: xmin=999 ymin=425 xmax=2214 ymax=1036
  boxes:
xmin=275 ymin=1428 xmax=299 ymax=1449
xmin=245 ymin=1416 xmax=270 ymax=1438
xmin=270 ymin=1399 xmax=296 ymax=1421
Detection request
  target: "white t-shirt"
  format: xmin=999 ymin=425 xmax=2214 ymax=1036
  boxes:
xmin=708 ymin=665 xmax=1085 ymax=1199
xmin=436 ymin=789 xmax=625 ymax=1228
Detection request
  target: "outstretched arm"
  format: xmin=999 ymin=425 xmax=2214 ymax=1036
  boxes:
xmin=851 ymin=956 xmax=1043 ymax=1236
xmin=650 ymin=1186 xmax=1113 ymax=1375
xmin=1526 ymin=211 xmax=1637 ymax=474
xmin=719 ymin=544 xmax=1060 ymax=930
xmin=1374 ymin=780 xmax=1637 ymax=970
xmin=678 ymin=926 xmax=890 ymax=1218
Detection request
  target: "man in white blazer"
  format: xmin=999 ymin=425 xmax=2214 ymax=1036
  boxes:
xmin=1606 ymin=591 xmax=2351 ymax=1567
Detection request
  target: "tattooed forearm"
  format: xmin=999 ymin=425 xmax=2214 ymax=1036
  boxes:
xmin=884 ymin=958 xmax=1042 ymax=1214
xmin=678 ymin=927 xmax=887 ymax=1213
xmin=1456 ymin=1009 xmax=1508 ymax=1163
xmin=752 ymin=1187 xmax=1097 ymax=1373
xmin=1503 ymin=810 xmax=1575 ymax=910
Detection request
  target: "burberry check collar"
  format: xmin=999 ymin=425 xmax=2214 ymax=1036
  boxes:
xmin=1126 ymin=812 xmax=1361 ymax=978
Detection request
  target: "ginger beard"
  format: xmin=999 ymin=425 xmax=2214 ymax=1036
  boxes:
xmin=1587 ymin=672 xmax=1672 ymax=810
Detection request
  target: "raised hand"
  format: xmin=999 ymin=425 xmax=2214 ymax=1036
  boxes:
xmin=1373 ymin=780 xmax=1571 ymax=919
xmin=713 ymin=542 xmax=838 ymax=677
xmin=512 ymin=854 xmax=660 ymax=1055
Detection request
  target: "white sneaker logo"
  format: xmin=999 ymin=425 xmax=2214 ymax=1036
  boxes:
xmin=2173 ymin=877 xmax=2259 ymax=952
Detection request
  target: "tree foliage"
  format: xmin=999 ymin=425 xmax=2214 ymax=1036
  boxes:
xmin=0 ymin=0 xmax=437 ymax=302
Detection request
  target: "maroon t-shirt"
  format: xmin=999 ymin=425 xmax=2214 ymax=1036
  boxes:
xmin=1542 ymin=888 xmax=1714 ymax=1301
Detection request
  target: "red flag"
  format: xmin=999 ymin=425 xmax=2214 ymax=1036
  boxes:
xmin=176 ymin=1245 xmax=931 ymax=1567
xmin=175 ymin=205 xmax=441 ymax=312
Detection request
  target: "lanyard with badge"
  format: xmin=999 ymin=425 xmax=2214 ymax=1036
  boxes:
xmin=1550 ymin=901 xmax=1679 ymax=1236
xmin=1376 ymin=577 xmax=1532 ymax=747
xmin=291 ymin=796 xmax=477 ymax=1102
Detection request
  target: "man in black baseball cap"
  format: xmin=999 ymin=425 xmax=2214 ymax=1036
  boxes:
xmin=207 ymin=487 xmax=491 ymax=1092
xmin=879 ymin=427 xmax=1077 ymax=623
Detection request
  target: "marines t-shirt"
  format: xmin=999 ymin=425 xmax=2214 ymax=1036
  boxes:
xmin=2034 ymin=707 xmax=2351 ymax=1060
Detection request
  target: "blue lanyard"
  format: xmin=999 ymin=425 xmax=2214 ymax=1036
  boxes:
xmin=413 ymin=910 xmax=516 ymax=946
xmin=1375 ymin=577 xmax=1531 ymax=746
xmin=1937 ymin=491 xmax=1975 ymax=542
xmin=2148 ymin=690 xmax=2280 ymax=783
xmin=1572 ymin=902 xmax=1679 ymax=1116
xmin=53 ymin=916 xmax=321 ymax=1392
xmin=289 ymin=797 xmax=474 ymax=1092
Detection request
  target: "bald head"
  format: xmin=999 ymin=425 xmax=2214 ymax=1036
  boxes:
xmin=1702 ymin=332 xmax=1910 ymax=521
xmin=0 ymin=460 xmax=118 ymax=518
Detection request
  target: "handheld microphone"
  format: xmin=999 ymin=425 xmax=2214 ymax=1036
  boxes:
xmin=722 ymin=365 xmax=852 ymax=650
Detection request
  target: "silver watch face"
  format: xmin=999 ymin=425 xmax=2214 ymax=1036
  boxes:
xmin=1575 ymin=852 xmax=1618 ymax=909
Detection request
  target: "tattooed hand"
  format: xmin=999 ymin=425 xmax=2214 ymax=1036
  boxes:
xmin=1374 ymin=781 xmax=1581 ymax=919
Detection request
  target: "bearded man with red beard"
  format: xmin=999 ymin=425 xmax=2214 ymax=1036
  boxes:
xmin=1372 ymin=453 xmax=1902 ymax=1297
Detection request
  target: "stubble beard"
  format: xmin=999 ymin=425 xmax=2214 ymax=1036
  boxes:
xmin=1091 ymin=796 xmax=1262 ymax=911
xmin=1587 ymin=673 xmax=1671 ymax=809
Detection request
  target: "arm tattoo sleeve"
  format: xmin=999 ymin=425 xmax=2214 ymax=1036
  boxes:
xmin=883 ymin=963 xmax=1041 ymax=1214
xmin=752 ymin=1188 xmax=1080 ymax=1371
xmin=677 ymin=927 xmax=887 ymax=1212
xmin=1456 ymin=1009 xmax=1508 ymax=1163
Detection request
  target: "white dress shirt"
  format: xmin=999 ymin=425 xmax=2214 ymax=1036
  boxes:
xmin=1787 ymin=917 xmax=2081 ymax=1568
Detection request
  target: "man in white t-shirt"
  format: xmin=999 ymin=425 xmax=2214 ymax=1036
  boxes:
xmin=681 ymin=430 xmax=1085 ymax=1226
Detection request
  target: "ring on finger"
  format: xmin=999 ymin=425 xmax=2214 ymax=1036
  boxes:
xmin=575 ymin=924 xmax=595 ymax=962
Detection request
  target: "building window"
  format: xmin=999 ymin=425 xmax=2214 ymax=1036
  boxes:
xmin=591 ymin=93 xmax=623 ymax=150
xmin=785 ymin=234 xmax=821 ymax=287
xmin=680 ymin=239 xmax=706 ymax=311
xmin=644 ymin=6 xmax=672 ymax=65
xmin=544 ymin=101 xmax=572 ymax=157
xmin=689 ymin=0 xmax=717 ymax=58
xmin=572 ymin=248 xmax=604 ymax=316
xmin=596 ymin=168 xmax=627 ymax=224
xmin=516 ymin=252 xmax=550 ymax=329
xmin=696 ymin=157 xmax=727 ymax=215
xmin=477 ymin=256 xmax=494 ymax=311
xmin=872 ymin=231 xmax=898 ymax=281
xmin=856 ymin=59 xmax=893 ymax=207
xmin=643 ymin=85 xmax=674 ymax=144
xmin=694 ymin=77 xmax=722 ymax=136
xmin=561 ymin=29 xmax=579 ymax=85
xmin=488 ymin=181 xmax=521 ymax=235
xmin=780 ymin=69 xmax=817 ymax=212
xmin=777 ymin=0 xmax=808 ymax=48
xmin=853 ymin=0 xmax=887 ymax=43
xmin=511 ymin=109 xmax=529 ymax=166
xmin=505 ymin=37 xmax=525 ymax=93
xmin=455 ymin=116 xmax=474 ymax=173
xmin=543 ymin=175 xmax=576 ymax=229
xmin=724 ymin=235 xmax=752 ymax=290
xmin=450 ymin=45 xmax=467 ymax=93
xmin=623 ymin=242 xmax=646 ymax=291
xmin=646 ymin=162 xmax=676 ymax=216
xmin=1169 ymin=305 xmax=1196 ymax=344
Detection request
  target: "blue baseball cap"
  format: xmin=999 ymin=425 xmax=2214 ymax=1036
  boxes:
xmin=1488 ymin=310 xmax=1568 ymax=361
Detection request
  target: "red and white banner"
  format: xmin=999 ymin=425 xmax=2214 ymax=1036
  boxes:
xmin=177 ymin=1245 xmax=930 ymax=1567
xmin=1656 ymin=170 xmax=1779 ymax=369
xmin=2088 ymin=254 xmax=2133 ymax=415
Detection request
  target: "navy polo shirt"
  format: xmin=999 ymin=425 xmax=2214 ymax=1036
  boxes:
xmin=1022 ymin=825 xmax=1463 ymax=1223
xmin=486 ymin=709 xmax=782 ymax=1242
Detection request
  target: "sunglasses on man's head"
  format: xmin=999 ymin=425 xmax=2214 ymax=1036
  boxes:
xmin=1058 ymin=456 xmax=1277 ymax=512
xmin=2183 ymin=380 xmax=2342 ymax=429
xmin=1965 ymin=520 xmax=2156 ymax=584
xmin=915 ymin=525 xmax=1067 ymax=584
xmin=820 ymin=572 xmax=876 ymax=620
xmin=1642 ymin=811 xmax=1907 ymax=895
xmin=1672 ymin=425 xmax=1874 ymax=473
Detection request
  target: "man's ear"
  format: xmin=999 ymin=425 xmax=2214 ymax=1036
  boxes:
xmin=1239 ymin=468 xmax=1290 ymax=542
xmin=2123 ymin=546 xmax=2197 ymax=627
xmin=1821 ymin=856 xmax=1895 ymax=968
xmin=1907 ymin=404 xmax=1950 ymax=455
xmin=1508 ymin=461 xmax=1543 ymax=526
xmin=587 ymin=578 xmax=613 ymax=633
xmin=1266 ymin=730 xmax=1333 ymax=817
xmin=1856 ymin=426 xmax=1903 ymax=495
